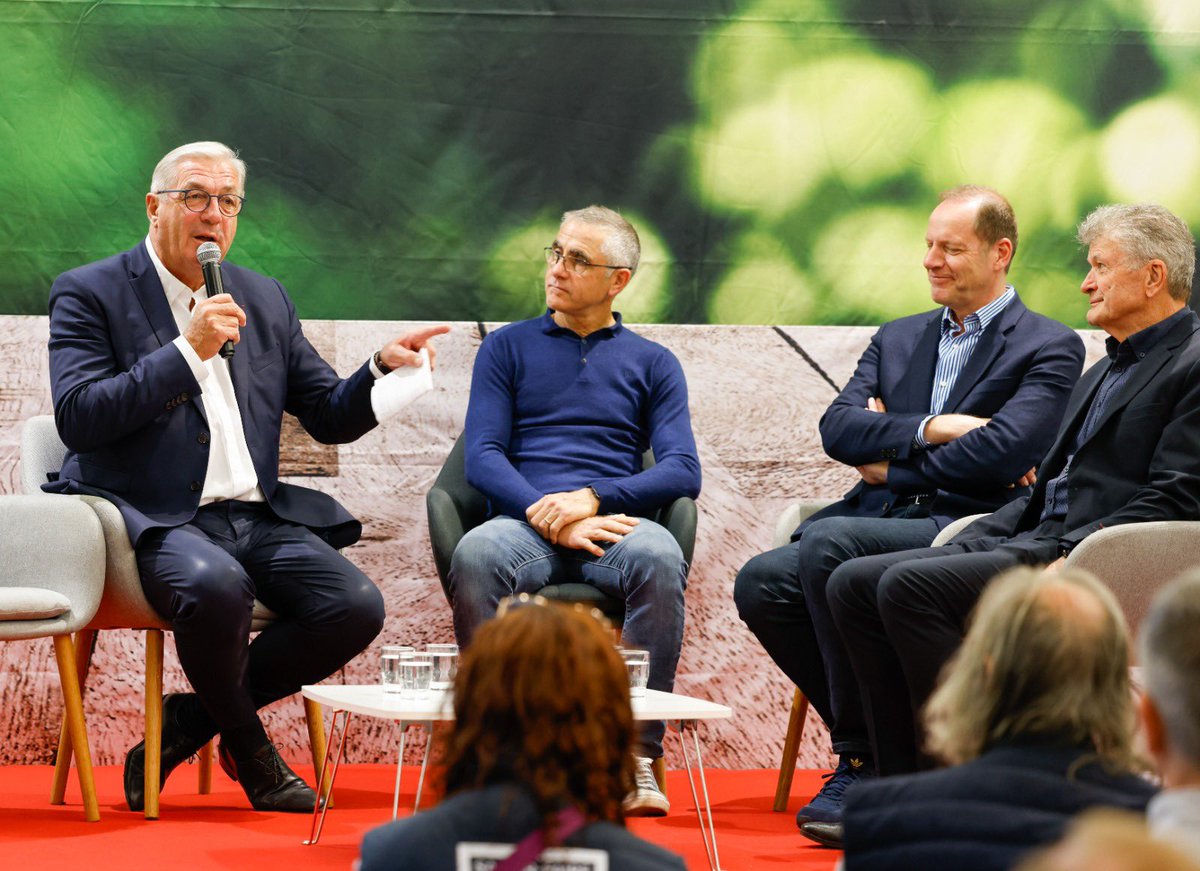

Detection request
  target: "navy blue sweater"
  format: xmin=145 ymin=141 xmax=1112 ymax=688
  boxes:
xmin=464 ymin=311 xmax=701 ymax=520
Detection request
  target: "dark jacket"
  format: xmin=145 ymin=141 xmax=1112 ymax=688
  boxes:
xmin=806 ymin=295 xmax=1084 ymax=535
xmin=959 ymin=309 xmax=1200 ymax=547
xmin=45 ymin=243 xmax=378 ymax=548
xmin=843 ymin=739 xmax=1157 ymax=871
xmin=358 ymin=783 xmax=686 ymax=871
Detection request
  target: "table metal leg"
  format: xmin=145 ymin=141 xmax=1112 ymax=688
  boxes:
xmin=413 ymin=724 xmax=433 ymax=812
xmin=673 ymin=718 xmax=722 ymax=871
xmin=391 ymin=724 xmax=408 ymax=820
xmin=304 ymin=708 xmax=352 ymax=845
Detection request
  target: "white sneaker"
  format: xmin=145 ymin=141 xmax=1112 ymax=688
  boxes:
xmin=623 ymin=756 xmax=670 ymax=817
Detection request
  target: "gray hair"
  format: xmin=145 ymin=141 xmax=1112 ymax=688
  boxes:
xmin=1077 ymin=203 xmax=1195 ymax=302
xmin=1140 ymin=571 xmax=1200 ymax=764
xmin=924 ymin=567 xmax=1137 ymax=769
xmin=150 ymin=141 xmax=246 ymax=197
xmin=560 ymin=205 xmax=640 ymax=275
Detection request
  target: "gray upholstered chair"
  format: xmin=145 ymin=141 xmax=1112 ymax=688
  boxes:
xmin=0 ymin=494 xmax=105 ymax=821
xmin=769 ymin=499 xmax=983 ymax=811
xmin=21 ymin=414 xmax=330 ymax=818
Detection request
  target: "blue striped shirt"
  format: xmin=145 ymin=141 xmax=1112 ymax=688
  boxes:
xmin=914 ymin=286 xmax=1015 ymax=448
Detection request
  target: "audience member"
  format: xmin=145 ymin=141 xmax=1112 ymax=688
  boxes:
xmin=1016 ymin=809 xmax=1200 ymax=871
xmin=734 ymin=185 xmax=1083 ymax=827
xmin=357 ymin=596 xmax=686 ymax=871
xmin=824 ymin=203 xmax=1200 ymax=796
xmin=801 ymin=567 xmax=1156 ymax=866
xmin=446 ymin=205 xmax=701 ymax=815
xmin=1139 ymin=570 xmax=1200 ymax=862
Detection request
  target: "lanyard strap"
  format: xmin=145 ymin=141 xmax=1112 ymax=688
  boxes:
xmin=493 ymin=807 xmax=588 ymax=871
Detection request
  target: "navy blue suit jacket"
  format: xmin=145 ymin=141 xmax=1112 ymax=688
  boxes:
xmin=45 ymin=243 xmax=379 ymax=549
xmin=842 ymin=740 xmax=1156 ymax=871
xmin=801 ymin=294 xmax=1084 ymax=535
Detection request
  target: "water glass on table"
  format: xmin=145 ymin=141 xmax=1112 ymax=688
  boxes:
xmin=401 ymin=655 xmax=434 ymax=699
xmin=381 ymin=645 xmax=415 ymax=694
xmin=620 ymin=648 xmax=650 ymax=698
xmin=427 ymin=643 xmax=459 ymax=690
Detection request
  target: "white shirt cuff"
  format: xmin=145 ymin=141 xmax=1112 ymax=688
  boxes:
xmin=172 ymin=335 xmax=210 ymax=383
xmin=369 ymin=348 xmax=434 ymax=423
xmin=913 ymin=414 xmax=935 ymax=449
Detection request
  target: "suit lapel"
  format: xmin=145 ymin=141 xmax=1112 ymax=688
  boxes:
xmin=1080 ymin=314 xmax=1200 ymax=444
xmin=222 ymin=271 xmax=253 ymax=433
xmin=126 ymin=244 xmax=181 ymax=351
xmin=942 ymin=296 xmax=1025 ymax=412
xmin=1040 ymin=358 xmax=1109 ymax=472
xmin=900 ymin=312 xmax=943 ymax=412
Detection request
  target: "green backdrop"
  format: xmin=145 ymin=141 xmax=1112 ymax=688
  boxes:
xmin=3 ymin=0 xmax=1198 ymax=325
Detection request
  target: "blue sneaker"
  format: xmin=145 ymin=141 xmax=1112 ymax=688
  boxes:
xmin=795 ymin=754 xmax=875 ymax=826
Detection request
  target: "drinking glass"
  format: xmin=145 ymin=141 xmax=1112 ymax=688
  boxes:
xmin=620 ymin=648 xmax=650 ymax=698
xmin=380 ymin=645 xmax=414 ymax=694
xmin=427 ymin=643 xmax=459 ymax=690
xmin=401 ymin=656 xmax=434 ymax=700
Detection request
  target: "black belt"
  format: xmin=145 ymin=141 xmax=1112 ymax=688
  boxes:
xmin=900 ymin=493 xmax=936 ymax=506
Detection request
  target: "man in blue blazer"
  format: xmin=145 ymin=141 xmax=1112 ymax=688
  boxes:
xmin=45 ymin=141 xmax=446 ymax=813
xmin=819 ymin=203 xmax=1200 ymax=847
xmin=734 ymin=186 xmax=1084 ymax=828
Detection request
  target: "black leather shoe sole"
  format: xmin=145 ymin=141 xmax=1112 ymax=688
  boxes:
xmin=800 ymin=821 xmax=845 ymax=849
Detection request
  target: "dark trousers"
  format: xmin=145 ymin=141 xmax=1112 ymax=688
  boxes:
xmin=136 ymin=501 xmax=385 ymax=736
xmin=826 ymin=526 xmax=1061 ymax=775
xmin=733 ymin=513 xmax=941 ymax=757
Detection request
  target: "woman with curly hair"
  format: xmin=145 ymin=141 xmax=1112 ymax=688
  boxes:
xmin=358 ymin=597 xmax=685 ymax=870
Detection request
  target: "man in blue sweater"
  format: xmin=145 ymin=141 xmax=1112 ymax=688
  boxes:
xmin=447 ymin=205 xmax=702 ymax=817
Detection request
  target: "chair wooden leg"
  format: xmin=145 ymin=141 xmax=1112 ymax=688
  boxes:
xmin=305 ymin=697 xmax=334 ymax=807
xmin=772 ymin=687 xmax=810 ymax=812
xmin=652 ymin=756 xmax=667 ymax=795
xmin=144 ymin=629 xmax=164 ymax=819
xmin=51 ymin=628 xmax=95 ymax=805
xmin=53 ymin=634 xmax=99 ymax=822
xmin=197 ymin=741 xmax=213 ymax=794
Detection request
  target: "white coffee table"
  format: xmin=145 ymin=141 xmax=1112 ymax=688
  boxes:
xmin=300 ymin=684 xmax=733 ymax=869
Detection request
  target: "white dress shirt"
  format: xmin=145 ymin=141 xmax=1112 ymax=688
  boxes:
xmin=145 ymin=237 xmax=265 ymax=505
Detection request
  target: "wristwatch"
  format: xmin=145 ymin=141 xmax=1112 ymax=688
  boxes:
xmin=1057 ymin=541 xmax=1074 ymax=560
xmin=587 ymin=485 xmax=602 ymax=508
xmin=373 ymin=349 xmax=392 ymax=375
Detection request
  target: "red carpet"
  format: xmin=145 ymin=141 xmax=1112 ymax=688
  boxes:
xmin=0 ymin=764 xmax=841 ymax=870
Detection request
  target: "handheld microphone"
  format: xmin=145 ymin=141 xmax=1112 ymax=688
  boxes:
xmin=196 ymin=241 xmax=235 ymax=359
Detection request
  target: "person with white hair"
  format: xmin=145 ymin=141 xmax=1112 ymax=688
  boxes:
xmin=1139 ymin=570 xmax=1200 ymax=861
xmin=46 ymin=141 xmax=447 ymax=813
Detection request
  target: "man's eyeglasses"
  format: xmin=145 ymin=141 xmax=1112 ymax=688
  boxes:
xmin=155 ymin=189 xmax=246 ymax=217
xmin=544 ymin=247 xmax=630 ymax=276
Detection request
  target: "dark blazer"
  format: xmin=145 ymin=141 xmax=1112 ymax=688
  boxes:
xmin=842 ymin=740 xmax=1157 ymax=871
xmin=358 ymin=783 xmax=687 ymax=871
xmin=44 ymin=243 xmax=379 ymax=548
xmin=804 ymin=294 xmax=1084 ymax=534
xmin=962 ymin=309 xmax=1200 ymax=545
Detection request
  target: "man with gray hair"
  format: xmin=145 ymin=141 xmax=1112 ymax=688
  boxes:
xmin=446 ymin=205 xmax=701 ymax=816
xmin=1140 ymin=571 xmax=1200 ymax=861
xmin=803 ymin=202 xmax=1200 ymax=847
xmin=46 ymin=141 xmax=447 ymax=814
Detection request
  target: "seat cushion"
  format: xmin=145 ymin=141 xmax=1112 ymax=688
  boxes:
xmin=0 ymin=587 xmax=72 ymax=620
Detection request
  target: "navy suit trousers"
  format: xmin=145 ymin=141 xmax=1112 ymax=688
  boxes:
xmin=136 ymin=501 xmax=385 ymax=735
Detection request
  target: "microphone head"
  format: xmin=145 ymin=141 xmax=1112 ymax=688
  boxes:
xmin=196 ymin=241 xmax=222 ymax=266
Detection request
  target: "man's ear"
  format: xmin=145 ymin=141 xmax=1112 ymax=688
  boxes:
xmin=607 ymin=268 xmax=633 ymax=299
xmin=146 ymin=192 xmax=160 ymax=224
xmin=1144 ymin=259 xmax=1168 ymax=298
xmin=993 ymin=238 xmax=1014 ymax=272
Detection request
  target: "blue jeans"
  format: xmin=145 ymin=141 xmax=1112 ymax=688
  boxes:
xmin=447 ymin=515 xmax=688 ymax=758
xmin=733 ymin=513 xmax=940 ymax=757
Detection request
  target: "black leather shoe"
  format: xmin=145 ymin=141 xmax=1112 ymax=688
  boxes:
xmin=218 ymin=740 xmax=318 ymax=813
xmin=123 ymin=693 xmax=211 ymax=812
xmin=800 ymin=821 xmax=845 ymax=849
